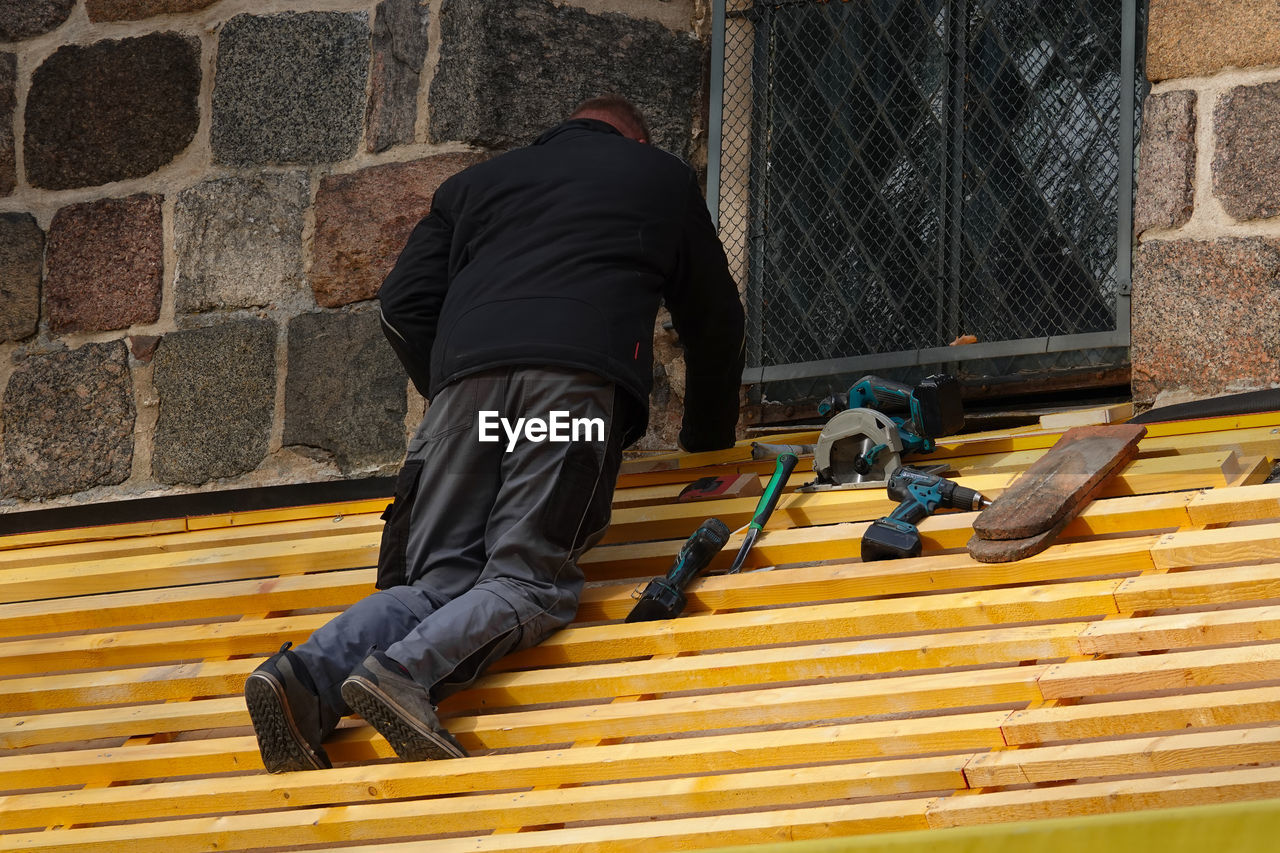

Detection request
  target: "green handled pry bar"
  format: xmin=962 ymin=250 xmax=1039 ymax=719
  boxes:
xmin=726 ymin=452 xmax=798 ymax=574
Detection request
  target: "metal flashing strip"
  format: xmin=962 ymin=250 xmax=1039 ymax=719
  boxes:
xmin=744 ymin=330 xmax=1131 ymax=385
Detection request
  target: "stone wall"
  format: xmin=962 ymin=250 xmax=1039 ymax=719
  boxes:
xmin=0 ymin=0 xmax=707 ymax=510
xmin=1131 ymin=0 xmax=1280 ymax=406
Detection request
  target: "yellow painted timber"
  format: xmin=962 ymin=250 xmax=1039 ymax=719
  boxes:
xmin=0 ymin=695 xmax=251 ymax=750
xmin=185 ymin=497 xmax=390 ymax=530
xmin=0 ymin=612 xmax=332 ymax=677
xmin=1002 ymin=684 xmax=1280 ymax=745
xmin=2 ymin=756 xmax=963 ymax=851
xmin=0 ymin=518 xmax=187 ymax=552
xmin=457 ymin=665 xmax=1045 ymax=751
xmin=1114 ymin=562 xmax=1280 ymax=611
xmin=575 ymin=539 xmax=1151 ymax=624
xmin=1037 ymin=641 xmax=1280 ymax=701
xmin=0 ymin=714 xmax=1008 ymax=830
xmin=0 ymin=509 xmax=383 ymax=572
xmin=927 ymin=765 xmax=1280 ymax=829
xmin=1152 ymin=520 xmax=1280 ymax=569
xmin=1186 ymin=481 xmax=1280 ymax=525
xmin=964 ymin=726 xmax=1280 ymax=788
xmin=0 ymin=567 xmax=375 ymax=638
xmin=447 ymin=622 xmax=1084 ymax=712
xmin=1 ymin=799 xmax=932 ymax=853
xmin=0 ymin=657 xmax=260 ymax=713
xmin=1 ymin=664 xmax=1044 ymax=752
xmin=0 ymin=531 xmax=380 ymax=604
xmin=1077 ymin=603 xmax=1280 ymax=655
xmin=4 ymin=622 xmax=1079 ymax=717
xmin=599 ymin=450 xmax=1246 ymax=546
xmin=507 ymin=580 xmax=1121 ymax=669
xmin=0 ymin=732 xmax=387 ymax=792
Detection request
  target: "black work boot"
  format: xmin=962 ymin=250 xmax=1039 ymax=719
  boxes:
xmin=340 ymin=651 xmax=468 ymax=761
xmin=244 ymin=642 xmax=340 ymax=773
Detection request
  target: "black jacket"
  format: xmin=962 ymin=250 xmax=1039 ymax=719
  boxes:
xmin=378 ymin=119 xmax=745 ymax=450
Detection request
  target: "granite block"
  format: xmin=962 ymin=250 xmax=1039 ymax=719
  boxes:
xmin=0 ymin=213 xmax=43 ymax=342
xmin=430 ymin=0 xmax=703 ymax=157
xmin=175 ymin=171 xmax=310 ymax=313
xmin=212 ymin=12 xmax=370 ymax=165
xmin=310 ymin=154 xmax=485 ymax=308
xmin=1134 ymin=89 xmax=1195 ymax=234
xmin=45 ymin=194 xmax=164 ymax=333
xmin=152 ymin=320 xmax=277 ymax=485
xmin=25 ymin=33 xmax=200 ymax=189
xmin=366 ymin=0 xmax=431 ymax=153
xmin=1213 ymin=81 xmax=1280 ymax=222
xmin=283 ymin=310 xmax=407 ymax=473
xmin=1 ymin=341 xmax=135 ymax=500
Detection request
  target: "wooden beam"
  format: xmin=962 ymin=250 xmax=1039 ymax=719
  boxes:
xmin=2 ymin=798 xmax=933 ymax=853
xmin=965 ymin=725 xmax=1280 ymax=788
xmin=1003 ymin=684 xmax=1280 ymax=745
xmin=0 ymin=712 xmax=1008 ymax=830
xmin=928 ymin=765 xmax=1280 ymax=828
xmin=1077 ymin=603 xmax=1280 ymax=656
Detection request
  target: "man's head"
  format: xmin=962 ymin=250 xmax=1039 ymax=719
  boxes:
xmin=570 ymin=95 xmax=650 ymax=144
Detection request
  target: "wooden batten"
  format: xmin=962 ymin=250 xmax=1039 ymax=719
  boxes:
xmin=3 ymin=407 xmax=1280 ymax=850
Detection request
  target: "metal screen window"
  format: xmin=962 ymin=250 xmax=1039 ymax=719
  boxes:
xmin=709 ymin=0 xmax=1146 ymax=391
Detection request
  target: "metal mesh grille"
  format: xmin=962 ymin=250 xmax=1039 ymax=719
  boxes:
xmin=715 ymin=0 xmax=1143 ymax=372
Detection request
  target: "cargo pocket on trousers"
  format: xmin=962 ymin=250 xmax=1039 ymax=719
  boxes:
xmin=375 ymin=459 xmax=425 ymax=590
xmin=541 ymin=442 xmax=608 ymax=552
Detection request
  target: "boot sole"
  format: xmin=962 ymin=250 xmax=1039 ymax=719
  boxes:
xmin=244 ymin=671 xmax=331 ymax=773
xmin=340 ymin=676 xmax=466 ymax=762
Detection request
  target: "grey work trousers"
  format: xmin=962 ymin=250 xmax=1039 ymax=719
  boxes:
xmin=292 ymin=366 xmax=626 ymax=715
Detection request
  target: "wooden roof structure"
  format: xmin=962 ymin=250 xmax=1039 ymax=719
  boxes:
xmin=4 ymin=406 xmax=1280 ymax=851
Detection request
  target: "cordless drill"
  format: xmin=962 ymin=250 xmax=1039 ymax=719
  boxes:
xmin=860 ymin=467 xmax=991 ymax=561
xmin=626 ymin=518 xmax=732 ymax=622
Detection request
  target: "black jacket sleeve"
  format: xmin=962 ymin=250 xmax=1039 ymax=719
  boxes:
xmin=376 ymin=198 xmax=454 ymax=399
xmin=665 ymin=174 xmax=746 ymax=452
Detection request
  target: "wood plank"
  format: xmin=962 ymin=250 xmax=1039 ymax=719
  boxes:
xmin=0 ymin=510 xmax=383 ymax=572
xmin=0 ymin=518 xmax=187 ymax=552
xmin=1077 ymin=603 xmax=1280 ymax=656
xmin=0 ymin=712 xmax=1009 ymax=828
xmin=577 ymin=539 xmax=1149 ymax=624
xmin=1038 ymin=403 xmax=1134 ymax=430
xmin=2 ymin=665 xmax=1045 ymax=752
xmin=448 ymin=622 xmax=1083 ymax=712
xmin=0 ymin=532 xmax=380 ymax=605
xmin=927 ymin=765 xmax=1280 ymax=828
xmin=509 ymin=580 xmax=1120 ymax=669
xmin=2 ymin=798 xmax=932 ymax=853
xmin=0 ymin=657 xmax=260 ymax=713
xmin=184 ymin=498 xmax=389 ymax=530
xmin=0 ymin=567 xmax=375 ymax=638
xmin=0 ymin=489 xmax=1196 ymax=641
xmin=1037 ymin=642 xmax=1280 ymax=701
xmin=1002 ymin=684 xmax=1280 ymax=745
xmin=1186 ymin=482 xmax=1280 ymax=527
xmin=4 ymin=622 xmax=1081 ymax=716
xmin=0 ymin=612 xmax=332 ymax=677
xmin=601 ymin=449 xmax=1245 ymax=546
xmin=965 ymin=725 xmax=1280 ymax=788
xmin=2 ymin=757 xmax=963 ymax=849
xmin=1114 ymin=562 xmax=1280 ymax=612
xmin=1153 ymin=520 xmax=1280 ymax=570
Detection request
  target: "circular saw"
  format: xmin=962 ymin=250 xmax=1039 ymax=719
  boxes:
xmin=801 ymin=407 xmax=904 ymax=491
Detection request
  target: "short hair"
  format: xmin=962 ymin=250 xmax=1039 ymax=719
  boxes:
xmin=570 ymin=94 xmax=651 ymax=142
